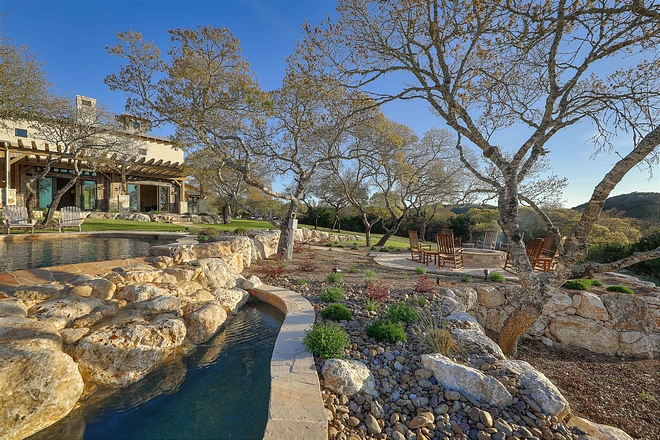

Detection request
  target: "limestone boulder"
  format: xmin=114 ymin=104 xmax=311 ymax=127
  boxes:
xmin=163 ymin=266 xmax=201 ymax=282
xmin=249 ymin=230 xmax=281 ymax=260
xmin=0 ymin=298 xmax=28 ymax=317
xmin=528 ymin=315 xmax=550 ymax=337
xmin=195 ymin=258 xmax=244 ymax=290
xmin=501 ymin=360 xmax=570 ymax=419
xmin=73 ymin=314 xmax=187 ymax=387
xmin=548 ymin=315 xmax=619 ymax=355
xmin=28 ymin=296 xmax=104 ymax=330
xmin=212 ymin=288 xmax=250 ymax=314
xmin=484 ymin=308 xmax=510 ymax=332
xmin=543 ymin=292 xmax=573 ymax=314
xmin=59 ymin=327 xmax=90 ymax=345
xmin=476 ymin=285 xmax=506 ymax=308
xmin=69 ymin=275 xmax=117 ymax=300
xmin=575 ymin=292 xmax=609 ymax=321
xmin=451 ymin=286 xmax=478 ymax=310
xmin=451 ymin=328 xmax=505 ymax=360
xmin=445 ymin=311 xmax=482 ymax=330
xmin=133 ymin=295 xmax=182 ymax=315
xmin=242 ymin=275 xmax=263 ymax=290
xmin=183 ymin=301 xmax=227 ymax=344
xmin=170 ymin=237 xmax=253 ymax=272
xmin=115 ymin=283 xmax=169 ymax=303
xmin=502 ymin=285 xmax=524 ymax=306
xmin=601 ymin=293 xmax=649 ymax=332
xmin=568 ymin=416 xmax=634 ymax=440
xmin=0 ymin=318 xmax=84 ymax=440
xmin=421 ymin=354 xmax=513 ymax=407
xmin=617 ymin=331 xmax=659 ymax=359
xmin=12 ymin=284 xmax=68 ymax=301
xmin=121 ymin=268 xmax=177 ymax=285
xmin=322 ymin=359 xmax=379 ymax=397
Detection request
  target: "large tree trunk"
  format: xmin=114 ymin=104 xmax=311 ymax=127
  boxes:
xmin=276 ymin=202 xmax=298 ymax=257
xmin=43 ymin=172 xmax=80 ymax=225
xmin=498 ymin=302 xmax=543 ymax=356
xmin=419 ymin=223 xmax=427 ymax=242
xmin=221 ymin=203 xmax=231 ymax=224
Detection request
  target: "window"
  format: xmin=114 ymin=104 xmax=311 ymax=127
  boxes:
xmin=81 ymin=99 xmax=93 ymax=106
xmin=139 ymin=148 xmax=147 ymax=156
xmin=133 ymin=121 xmax=141 ymax=130
xmin=15 ymin=128 xmax=27 ymax=137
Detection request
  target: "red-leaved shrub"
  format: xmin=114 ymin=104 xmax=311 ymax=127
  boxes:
xmin=262 ymin=264 xmax=286 ymax=279
xmin=366 ymin=281 xmax=389 ymax=302
xmin=414 ymin=275 xmax=436 ymax=293
xmin=298 ymin=260 xmax=319 ymax=272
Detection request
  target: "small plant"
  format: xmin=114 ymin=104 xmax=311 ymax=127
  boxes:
xmin=298 ymin=260 xmax=319 ymax=272
xmin=326 ymin=242 xmax=335 ymax=248
xmin=197 ymin=233 xmax=210 ymax=243
xmin=366 ymin=319 xmax=407 ymax=343
xmin=418 ymin=311 xmax=456 ymax=355
xmin=606 ymin=285 xmax=634 ymax=294
xmin=321 ymin=286 xmax=345 ymax=302
xmin=461 ymin=275 xmax=474 ymax=283
xmin=415 ymin=267 xmax=426 ymax=274
xmin=415 ymin=296 xmax=428 ymax=306
xmin=337 ymin=243 xmax=345 ymax=248
xmin=639 ymin=391 xmax=657 ymax=402
xmin=327 ymin=272 xmax=344 ymax=283
xmin=303 ymin=323 xmax=350 ymax=359
xmin=379 ymin=247 xmax=390 ymax=252
xmin=562 ymin=278 xmax=602 ymax=290
xmin=198 ymin=228 xmax=219 ymax=239
xmin=348 ymin=265 xmax=357 ymax=273
xmin=364 ymin=270 xmax=376 ymax=279
xmin=402 ymin=273 xmax=408 ymax=280
xmin=370 ymin=245 xmax=377 ymax=250
xmin=321 ymin=303 xmax=353 ymax=321
xmin=366 ymin=281 xmax=389 ymax=302
xmin=488 ymin=272 xmax=506 ymax=283
xmin=386 ymin=303 xmax=421 ymax=324
xmin=262 ymin=264 xmax=286 ymax=279
xmin=297 ymin=278 xmax=308 ymax=286
xmin=364 ymin=297 xmax=379 ymax=311
xmin=414 ymin=275 xmax=437 ymax=293
xmin=351 ymin=244 xmax=359 ymax=250
xmin=233 ymin=227 xmax=248 ymax=235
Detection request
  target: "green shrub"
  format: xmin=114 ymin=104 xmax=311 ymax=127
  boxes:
xmin=461 ymin=275 xmax=474 ymax=283
xmin=370 ymin=245 xmax=377 ymax=250
xmin=562 ymin=278 xmax=602 ymax=290
xmin=348 ymin=265 xmax=357 ymax=273
xmin=364 ymin=270 xmax=376 ymax=279
xmin=488 ymin=272 xmax=506 ymax=283
xmin=366 ymin=319 xmax=407 ymax=343
xmin=415 ymin=267 xmax=426 ymax=274
xmin=321 ymin=303 xmax=353 ymax=321
xmin=379 ymin=247 xmax=390 ymax=252
xmin=321 ymin=286 xmax=345 ymax=302
xmin=418 ymin=311 xmax=456 ymax=355
xmin=415 ymin=296 xmax=427 ymax=306
xmin=303 ymin=323 xmax=350 ymax=359
xmin=364 ymin=297 xmax=379 ymax=311
xmin=337 ymin=243 xmax=345 ymax=248
xmin=351 ymin=245 xmax=359 ymax=250
xmin=386 ymin=303 xmax=420 ymax=324
xmin=233 ymin=227 xmax=248 ymax=235
xmin=402 ymin=273 xmax=409 ymax=280
xmin=197 ymin=234 xmax=209 ymax=243
xmin=297 ymin=278 xmax=308 ymax=286
xmin=327 ymin=272 xmax=343 ymax=283
xmin=606 ymin=285 xmax=634 ymax=294
xmin=326 ymin=242 xmax=335 ymax=247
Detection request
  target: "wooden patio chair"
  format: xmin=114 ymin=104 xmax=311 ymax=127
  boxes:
xmin=2 ymin=206 xmax=37 ymax=234
xmin=408 ymin=230 xmax=431 ymax=263
xmin=57 ymin=206 xmax=84 ymax=232
xmin=477 ymin=230 xmax=498 ymax=250
xmin=502 ymin=237 xmax=544 ymax=274
xmin=442 ymin=228 xmax=474 ymax=248
xmin=436 ymin=233 xmax=464 ymax=270
xmin=535 ymin=236 xmax=566 ymax=272
xmin=539 ymin=233 xmax=556 ymax=256
xmin=497 ymin=232 xmax=524 ymax=251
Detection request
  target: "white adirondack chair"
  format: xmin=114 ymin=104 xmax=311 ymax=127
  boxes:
xmin=57 ymin=206 xmax=84 ymax=232
xmin=2 ymin=206 xmax=37 ymax=234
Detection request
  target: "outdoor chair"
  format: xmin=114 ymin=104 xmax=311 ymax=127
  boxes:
xmin=477 ymin=230 xmax=498 ymax=250
xmin=539 ymin=233 xmax=556 ymax=257
xmin=436 ymin=233 xmax=464 ymax=270
xmin=498 ymin=232 xmax=524 ymax=251
xmin=408 ymin=230 xmax=431 ymax=263
xmin=535 ymin=236 xmax=566 ymax=272
xmin=502 ymin=237 xmax=545 ymax=274
xmin=2 ymin=206 xmax=37 ymax=234
xmin=57 ymin=206 xmax=84 ymax=232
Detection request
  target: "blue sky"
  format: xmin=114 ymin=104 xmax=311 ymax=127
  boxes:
xmin=1 ymin=0 xmax=657 ymax=208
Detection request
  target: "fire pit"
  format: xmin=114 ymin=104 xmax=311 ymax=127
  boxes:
xmin=461 ymin=248 xmax=506 ymax=269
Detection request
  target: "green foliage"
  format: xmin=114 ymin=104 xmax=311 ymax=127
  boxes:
xmin=417 ymin=311 xmax=456 ymax=355
xmin=364 ymin=297 xmax=379 ymax=311
xmin=370 ymin=245 xmax=377 ymax=250
xmin=461 ymin=275 xmax=473 ymax=283
xmin=488 ymin=272 xmax=506 ymax=283
xmin=233 ymin=227 xmax=248 ymax=235
xmin=364 ymin=270 xmax=376 ymax=279
xmin=297 ymin=278 xmax=308 ymax=286
xmin=562 ymin=278 xmax=601 ymax=290
xmin=321 ymin=303 xmax=353 ymax=321
xmin=366 ymin=319 xmax=407 ymax=343
xmin=386 ymin=303 xmax=420 ymax=324
xmin=379 ymin=247 xmax=390 ymax=252
xmin=327 ymin=272 xmax=343 ymax=283
xmin=321 ymin=286 xmax=345 ymax=302
xmin=337 ymin=243 xmax=345 ymax=248
xmin=326 ymin=242 xmax=335 ymax=247
xmin=415 ymin=267 xmax=426 ymax=274
xmin=402 ymin=273 xmax=409 ymax=280
xmin=303 ymin=323 xmax=350 ymax=359
xmin=606 ymin=285 xmax=634 ymax=294
xmin=592 ymin=279 xmax=604 ymax=287
xmin=348 ymin=265 xmax=357 ymax=273
xmin=415 ymin=296 xmax=427 ymax=306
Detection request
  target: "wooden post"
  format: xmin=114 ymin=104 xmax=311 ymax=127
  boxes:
xmin=286 ymin=213 xmax=298 ymax=260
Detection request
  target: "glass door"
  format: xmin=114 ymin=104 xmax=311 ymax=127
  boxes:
xmin=82 ymin=180 xmax=96 ymax=210
xmin=38 ymin=178 xmax=53 ymax=209
xmin=158 ymin=186 xmax=169 ymax=212
xmin=128 ymin=184 xmax=138 ymax=212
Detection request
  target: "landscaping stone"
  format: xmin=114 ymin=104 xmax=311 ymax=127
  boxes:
xmin=548 ymin=315 xmax=620 ymax=355
xmin=322 ymin=359 xmax=379 ymax=397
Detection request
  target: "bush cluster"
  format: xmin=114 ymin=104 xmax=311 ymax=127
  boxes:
xmin=327 ymin=272 xmax=343 ymax=283
xmin=321 ymin=303 xmax=353 ymax=321
xmin=414 ymin=275 xmax=437 ymax=293
xmin=488 ymin=272 xmax=506 ymax=283
xmin=386 ymin=303 xmax=420 ymax=324
xmin=366 ymin=319 xmax=407 ymax=343
xmin=320 ymin=286 xmax=345 ymax=302
xmin=366 ymin=281 xmax=389 ymax=302
xmin=303 ymin=323 xmax=350 ymax=359
xmin=606 ymin=285 xmax=634 ymax=294
xmin=562 ymin=278 xmax=603 ymax=290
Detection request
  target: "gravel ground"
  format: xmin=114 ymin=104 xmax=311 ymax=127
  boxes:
xmin=247 ymin=245 xmax=659 ymax=440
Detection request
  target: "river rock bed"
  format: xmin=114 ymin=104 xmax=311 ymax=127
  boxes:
xmin=252 ymin=245 xmax=657 ymax=440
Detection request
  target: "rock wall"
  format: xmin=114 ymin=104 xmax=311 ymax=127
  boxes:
xmin=461 ymin=281 xmax=660 ymax=359
xmin=0 ymin=239 xmax=264 ymax=439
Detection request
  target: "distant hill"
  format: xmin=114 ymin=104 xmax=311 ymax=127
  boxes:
xmin=451 ymin=204 xmax=498 ymax=215
xmin=572 ymin=192 xmax=660 ymax=221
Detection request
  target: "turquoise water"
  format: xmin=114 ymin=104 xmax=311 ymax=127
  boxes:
xmin=29 ymin=301 xmax=284 ymax=440
xmin=0 ymin=236 xmax=174 ymax=272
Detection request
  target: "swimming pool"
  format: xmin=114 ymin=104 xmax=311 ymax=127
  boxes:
xmin=29 ymin=300 xmax=284 ymax=440
xmin=0 ymin=235 xmax=181 ymax=273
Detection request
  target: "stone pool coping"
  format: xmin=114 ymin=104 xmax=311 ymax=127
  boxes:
xmin=251 ymin=285 xmax=327 ymax=440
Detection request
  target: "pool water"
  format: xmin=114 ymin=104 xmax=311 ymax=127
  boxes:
xmin=0 ymin=236 xmax=175 ymax=273
xmin=30 ymin=300 xmax=284 ymax=440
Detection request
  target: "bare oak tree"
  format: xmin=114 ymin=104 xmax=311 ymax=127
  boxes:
xmin=299 ymin=0 xmax=660 ymax=355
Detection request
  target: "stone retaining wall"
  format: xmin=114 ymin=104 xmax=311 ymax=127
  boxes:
xmin=463 ymin=279 xmax=660 ymax=358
